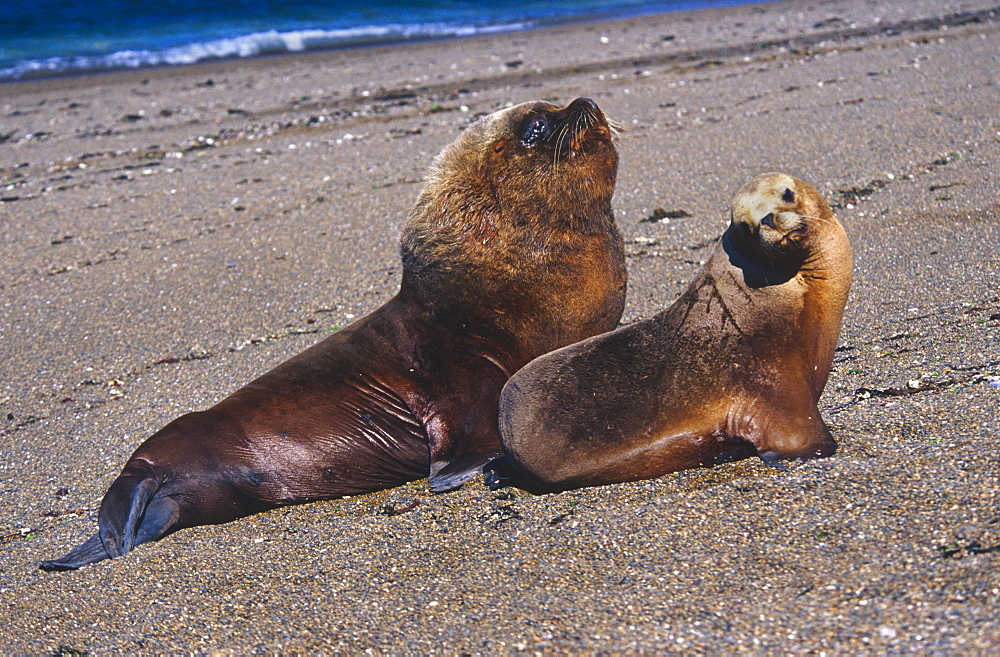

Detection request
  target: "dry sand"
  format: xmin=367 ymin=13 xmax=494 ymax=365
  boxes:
xmin=1 ymin=0 xmax=999 ymax=652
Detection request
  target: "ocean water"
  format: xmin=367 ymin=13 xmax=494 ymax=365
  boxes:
xmin=0 ymin=0 xmax=752 ymax=81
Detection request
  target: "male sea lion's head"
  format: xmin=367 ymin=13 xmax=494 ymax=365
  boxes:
xmin=417 ymin=97 xmax=619 ymax=230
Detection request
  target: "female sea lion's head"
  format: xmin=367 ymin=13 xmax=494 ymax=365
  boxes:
xmin=729 ymin=172 xmax=834 ymax=264
xmin=419 ymin=97 xmax=619 ymax=227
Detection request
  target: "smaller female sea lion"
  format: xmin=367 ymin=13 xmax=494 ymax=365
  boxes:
xmin=41 ymin=97 xmax=626 ymax=570
xmin=492 ymin=173 xmax=852 ymax=492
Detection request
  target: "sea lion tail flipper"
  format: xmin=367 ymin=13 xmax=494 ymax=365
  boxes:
xmin=428 ymin=451 xmax=502 ymax=492
xmin=39 ymin=533 xmax=110 ymax=571
xmin=98 ymin=472 xmax=182 ymax=558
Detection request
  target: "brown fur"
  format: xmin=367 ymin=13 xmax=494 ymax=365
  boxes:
xmin=42 ymin=98 xmax=626 ymax=570
xmin=495 ymin=173 xmax=852 ymax=492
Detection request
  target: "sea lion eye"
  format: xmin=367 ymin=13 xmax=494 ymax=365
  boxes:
xmin=782 ymin=188 xmax=795 ymax=203
xmin=521 ymin=116 xmax=551 ymax=146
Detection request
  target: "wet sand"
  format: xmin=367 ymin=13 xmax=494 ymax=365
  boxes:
xmin=1 ymin=0 xmax=998 ymax=652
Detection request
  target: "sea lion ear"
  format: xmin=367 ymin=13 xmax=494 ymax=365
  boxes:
xmin=782 ymin=188 xmax=795 ymax=203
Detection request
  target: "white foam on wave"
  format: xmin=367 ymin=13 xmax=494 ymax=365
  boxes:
xmin=0 ymin=22 xmax=531 ymax=80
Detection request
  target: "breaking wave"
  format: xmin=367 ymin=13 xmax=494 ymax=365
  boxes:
xmin=1 ymin=21 xmax=529 ymax=80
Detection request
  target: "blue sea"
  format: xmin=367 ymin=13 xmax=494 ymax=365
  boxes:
xmin=1 ymin=0 xmax=753 ymax=81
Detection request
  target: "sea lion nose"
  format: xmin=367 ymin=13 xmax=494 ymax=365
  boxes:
xmin=760 ymin=212 xmax=776 ymax=229
xmin=571 ymin=97 xmax=599 ymax=111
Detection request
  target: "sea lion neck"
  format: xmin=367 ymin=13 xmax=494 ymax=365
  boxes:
xmin=721 ymin=227 xmax=802 ymax=289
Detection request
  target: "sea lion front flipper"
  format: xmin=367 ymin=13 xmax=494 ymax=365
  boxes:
xmin=482 ymin=457 xmax=514 ymax=490
xmin=422 ymin=356 xmax=508 ymax=493
xmin=757 ymin=451 xmax=791 ymax=471
xmin=39 ymin=533 xmax=108 ymax=571
xmin=428 ymin=450 xmax=503 ymax=492
xmin=752 ymin=402 xmax=837 ymax=466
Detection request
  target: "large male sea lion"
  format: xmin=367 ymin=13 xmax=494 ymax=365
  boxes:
xmin=492 ymin=173 xmax=852 ymax=492
xmin=42 ymin=97 xmax=626 ymax=570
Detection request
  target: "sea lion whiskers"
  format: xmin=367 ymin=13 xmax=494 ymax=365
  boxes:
xmin=550 ymin=106 xmax=587 ymax=167
xmin=777 ymin=213 xmax=842 ymax=262
xmin=796 ymin=212 xmax=841 ymax=230
xmin=755 ymin=208 xmax=813 ymax=259
xmin=551 ymin=119 xmax=572 ymax=168
xmin=594 ymin=114 xmax=629 ymax=152
xmin=547 ymin=98 xmax=618 ymax=169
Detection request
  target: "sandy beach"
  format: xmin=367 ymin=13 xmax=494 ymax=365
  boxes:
xmin=2 ymin=0 xmax=999 ymax=651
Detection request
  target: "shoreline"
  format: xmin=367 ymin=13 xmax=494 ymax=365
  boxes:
xmin=0 ymin=0 xmax=762 ymax=87
xmin=3 ymin=1 xmax=995 ymax=95
xmin=2 ymin=0 xmax=999 ymax=652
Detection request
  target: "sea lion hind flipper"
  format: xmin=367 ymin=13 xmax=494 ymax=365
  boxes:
xmin=38 ymin=473 xmax=175 ymax=571
xmin=98 ymin=473 xmax=182 ymax=558
xmin=39 ymin=532 xmax=109 ymax=571
xmin=428 ymin=450 xmax=502 ymax=492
